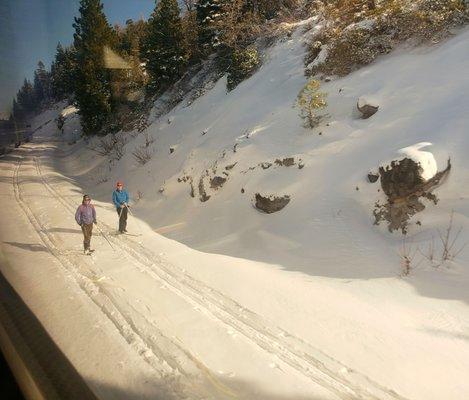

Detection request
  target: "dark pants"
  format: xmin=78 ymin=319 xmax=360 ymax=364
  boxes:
xmin=117 ymin=206 xmax=128 ymax=232
xmin=81 ymin=223 xmax=93 ymax=250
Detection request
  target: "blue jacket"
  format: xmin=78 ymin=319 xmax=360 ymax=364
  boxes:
xmin=112 ymin=189 xmax=129 ymax=209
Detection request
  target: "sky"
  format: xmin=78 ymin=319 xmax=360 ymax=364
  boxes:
xmin=0 ymin=0 xmax=157 ymax=118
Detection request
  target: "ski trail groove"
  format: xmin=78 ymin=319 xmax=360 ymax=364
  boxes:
xmin=35 ymin=156 xmax=409 ymax=400
xmin=13 ymin=158 xmax=213 ymax=400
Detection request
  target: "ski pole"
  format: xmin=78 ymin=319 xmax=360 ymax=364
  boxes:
xmin=95 ymin=222 xmax=115 ymax=251
xmin=125 ymin=204 xmax=144 ymax=235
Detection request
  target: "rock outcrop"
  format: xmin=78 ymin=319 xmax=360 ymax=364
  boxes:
xmin=254 ymin=194 xmax=290 ymax=214
xmin=373 ymin=158 xmax=451 ymax=233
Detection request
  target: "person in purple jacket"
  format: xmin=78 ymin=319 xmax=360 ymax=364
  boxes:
xmin=75 ymin=194 xmax=97 ymax=254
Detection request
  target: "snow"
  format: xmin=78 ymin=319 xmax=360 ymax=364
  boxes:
xmin=357 ymin=95 xmax=380 ymax=109
xmin=60 ymin=104 xmax=79 ymax=118
xmin=2 ymin=21 xmax=469 ymax=400
xmin=397 ymin=142 xmax=438 ymax=180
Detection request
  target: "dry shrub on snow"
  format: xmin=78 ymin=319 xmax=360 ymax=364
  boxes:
xmin=307 ymin=0 xmax=468 ymax=77
xmin=96 ymin=133 xmax=127 ymax=160
xmin=132 ymin=132 xmax=155 ymax=165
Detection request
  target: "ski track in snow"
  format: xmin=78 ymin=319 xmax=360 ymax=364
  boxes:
xmin=13 ymin=157 xmax=208 ymax=400
xmin=17 ymin=150 xmax=411 ymax=400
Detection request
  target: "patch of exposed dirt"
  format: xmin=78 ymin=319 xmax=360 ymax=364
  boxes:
xmin=210 ymin=176 xmax=227 ymax=190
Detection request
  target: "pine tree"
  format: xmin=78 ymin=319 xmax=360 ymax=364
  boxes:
xmin=51 ymin=44 xmax=78 ymax=100
xmin=12 ymin=99 xmax=22 ymax=122
xmin=16 ymin=79 xmax=35 ymax=118
xmin=182 ymin=8 xmax=200 ymax=63
xmin=142 ymin=0 xmax=188 ymax=94
xmin=118 ymin=18 xmax=147 ymax=58
xmin=73 ymin=0 xmax=116 ymax=135
xmin=33 ymin=61 xmax=51 ymax=108
xmin=115 ymin=19 xmax=148 ymax=91
xmin=196 ymin=0 xmax=223 ymax=54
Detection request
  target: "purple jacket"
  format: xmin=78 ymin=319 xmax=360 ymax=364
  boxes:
xmin=75 ymin=204 xmax=96 ymax=225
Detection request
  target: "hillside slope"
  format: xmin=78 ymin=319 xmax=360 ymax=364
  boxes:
xmin=31 ymin=21 xmax=469 ymax=400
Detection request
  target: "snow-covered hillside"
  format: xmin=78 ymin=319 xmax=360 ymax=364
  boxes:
xmin=66 ymin=22 xmax=469 ymax=271
xmin=22 ymin=21 xmax=469 ymax=400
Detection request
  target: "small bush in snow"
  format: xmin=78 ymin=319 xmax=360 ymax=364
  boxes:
xmin=399 ymin=237 xmax=421 ymax=276
xmin=419 ymin=211 xmax=467 ymax=267
xmin=227 ymin=46 xmax=260 ymax=91
xmin=297 ymin=79 xmax=327 ymax=128
xmin=132 ymin=145 xmax=154 ymax=165
xmin=142 ymin=131 xmax=155 ymax=147
xmin=96 ymin=133 xmax=127 ymax=160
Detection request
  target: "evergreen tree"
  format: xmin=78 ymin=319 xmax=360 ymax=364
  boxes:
xmin=51 ymin=43 xmax=75 ymax=100
xmin=196 ymin=0 xmax=223 ymax=54
xmin=11 ymin=99 xmax=22 ymax=122
xmin=73 ymin=0 xmax=116 ymax=135
xmin=182 ymin=7 xmax=200 ymax=63
xmin=16 ymin=79 xmax=35 ymax=118
xmin=118 ymin=18 xmax=147 ymax=58
xmin=115 ymin=19 xmax=148 ymax=91
xmin=142 ymin=0 xmax=187 ymax=94
xmin=33 ymin=61 xmax=51 ymax=107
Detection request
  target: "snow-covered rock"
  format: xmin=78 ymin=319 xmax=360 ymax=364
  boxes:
xmin=397 ymin=142 xmax=437 ymax=181
xmin=357 ymin=96 xmax=379 ymax=119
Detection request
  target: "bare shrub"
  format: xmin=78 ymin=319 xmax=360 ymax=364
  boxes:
xmin=95 ymin=133 xmax=127 ymax=160
xmin=135 ymin=190 xmax=144 ymax=203
xmin=132 ymin=145 xmax=154 ymax=165
xmin=419 ymin=211 xmax=467 ymax=266
xmin=399 ymin=237 xmax=421 ymax=276
xmin=142 ymin=131 xmax=155 ymax=147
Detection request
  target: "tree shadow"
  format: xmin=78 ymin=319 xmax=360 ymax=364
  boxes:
xmin=47 ymin=228 xmax=82 ymax=235
xmin=3 ymin=242 xmax=48 ymax=253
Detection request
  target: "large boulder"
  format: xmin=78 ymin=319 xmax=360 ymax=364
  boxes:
xmin=379 ymin=157 xmax=425 ymax=200
xmin=374 ymin=158 xmax=451 ymax=233
xmin=254 ymin=194 xmax=290 ymax=214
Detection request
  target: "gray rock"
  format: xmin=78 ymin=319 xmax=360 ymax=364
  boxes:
xmin=357 ymin=99 xmax=379 ymax=119
xmin=254 ymin=193 xmax=291 ymax=214
xmin=367 ymin=172 xmax=379 ymax=183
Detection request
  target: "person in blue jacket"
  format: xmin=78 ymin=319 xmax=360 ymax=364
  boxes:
xmin=112 ymin=181 xmax=130 ymax=233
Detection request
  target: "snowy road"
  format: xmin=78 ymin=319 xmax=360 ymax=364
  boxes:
xmin=0 ymin=137 xmax=414 ymax=399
